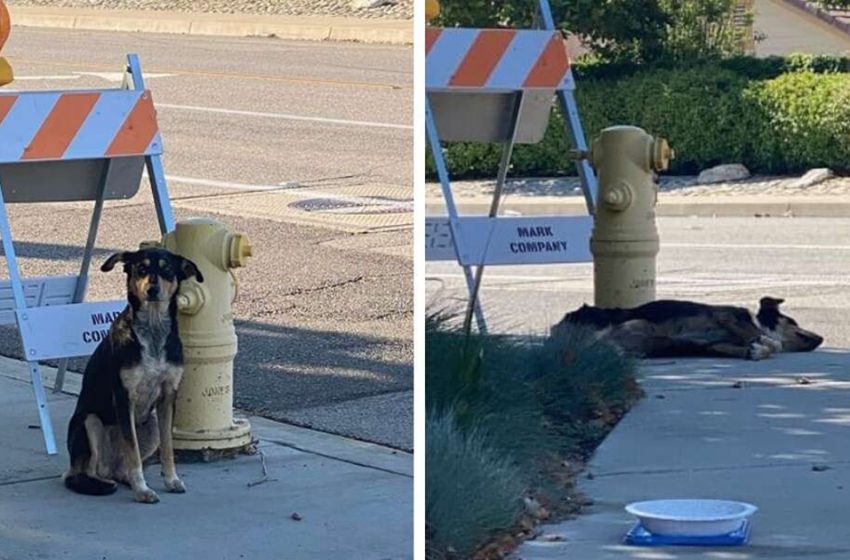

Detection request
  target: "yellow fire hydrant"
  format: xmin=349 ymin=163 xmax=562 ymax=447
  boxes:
xmin=589 ymin=126 xmax=672 ymax=308
xmin=0 ymin=0 xmax=14 ymax=86
xmin=154 ymin=218 xmax=254 ymax=457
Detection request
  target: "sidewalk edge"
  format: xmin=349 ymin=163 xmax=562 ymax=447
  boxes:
xmin=8 ymin=6 xmax=412 ymax=45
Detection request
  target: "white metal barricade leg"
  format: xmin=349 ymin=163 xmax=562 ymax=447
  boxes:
xmin=425 ymin=97 xmax=487 ymax=333
xmin=464 ymin=92 xmax=525 ymax=334
xmin=0 ymin=176 xmax=57 ymax=454
xmin=537 ymin=0 xmax=598 ymax=212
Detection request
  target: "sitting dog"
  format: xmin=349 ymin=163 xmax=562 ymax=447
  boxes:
xmin=553 ymin=297 xmax=823 ymax=360
xmin=64 ymin=248 xmax=203 ymax=503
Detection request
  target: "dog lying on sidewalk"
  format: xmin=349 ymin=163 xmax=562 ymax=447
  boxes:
xmin=63 ymin=248 xmax=203 ymax=503
xmin=553 ymin=297 xmax=823 ymax=360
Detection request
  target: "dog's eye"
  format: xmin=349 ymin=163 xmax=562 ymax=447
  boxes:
xmin=137 ymin=266 xmax=149 ymax=276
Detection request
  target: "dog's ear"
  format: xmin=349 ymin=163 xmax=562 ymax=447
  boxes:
xmin=760 ymin=297 xmax=785 ymax=310
xmin=101 ymin=251 xmax=134 ymax=272
xmin=177 ymin=256 xmax=204 ymax=283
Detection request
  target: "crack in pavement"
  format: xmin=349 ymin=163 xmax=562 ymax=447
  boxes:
xmin=280 ymin=275 xmax=365 ymax=296
xmin=590 ymin=459 xmax=850 ymax=478
xmin=262 ymin=438 xmax=411 ymax=478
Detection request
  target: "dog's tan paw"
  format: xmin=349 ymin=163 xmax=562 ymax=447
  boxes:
xmin=760 ymin=335 xmax=783 ymax=353
xmin=165 ymin=477 xmax=186 ymax=493
xmin=748 ymin=342 xmax=772 ymax=361
xmin=134 ymin=488 xmax=160 ymax=503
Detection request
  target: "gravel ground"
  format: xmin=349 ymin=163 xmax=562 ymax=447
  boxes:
xmin=426 ymin=175 xmax=850 ymax=199
xmin=7 ymin=0 xmax=412 ymax=20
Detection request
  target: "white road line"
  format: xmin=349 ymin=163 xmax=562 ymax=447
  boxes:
xmin=73 ymin=71 xmax=175 ymax=83
xmin=165 ymin=174 xmax=412 ymax=211
xmin=664 ymin=242 xmax=850 ymax=251
xmin=428 ymin=272 xmax=850 ymax=287
xmin=157 ymin=103 xmax=412 ymax=131
xmin=12 ymin=75 xmax=81 ymax=81
xmin=166 ymin=174 xmax=292 ymax=192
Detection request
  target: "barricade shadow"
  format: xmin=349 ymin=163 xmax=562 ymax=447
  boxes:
xmin=0 ymin=316 xmax=412 ymax=413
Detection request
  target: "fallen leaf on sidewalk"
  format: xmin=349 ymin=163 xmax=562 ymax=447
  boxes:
xmin=542 ymin=534 xmax=566 ymax=542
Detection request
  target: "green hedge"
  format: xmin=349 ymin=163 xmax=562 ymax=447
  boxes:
xmin=428 ymin=58 xmax=850 ymax=177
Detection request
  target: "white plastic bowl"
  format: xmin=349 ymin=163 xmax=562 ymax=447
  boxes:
xmin=625 ymin=499 xmax=757 ymax=537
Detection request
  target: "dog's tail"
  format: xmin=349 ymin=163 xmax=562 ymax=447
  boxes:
xmin=63 ymin=472 xmax=118 ymax=496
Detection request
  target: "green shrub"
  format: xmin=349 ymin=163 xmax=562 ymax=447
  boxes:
xmin=434 ymin=0 xmax=744 ymax=64
xmin=425 ymin=313 xmax=554 ymax=466
xmin=426 ymin=411 xmax=525 ymax=559
xmin=425 ymin=312 xmax=643 ymax=556
xmin=743 ymin=72 xmax=850 ymax=174
xmin=539 ymin=323 xmax=642 ymax=451
xmin=571 ymin=53 xmax=850 ymax=81
xmin=427 ymin=67 xmax=850 ymax=178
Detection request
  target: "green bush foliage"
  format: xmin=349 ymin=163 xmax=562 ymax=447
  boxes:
xmin=427 ymin=64 xmax=850 ymax=178
xmin=433 ymin=0 xmax=744 ymax=64
xmin=425 ymin=411 xmax=526 ymax=559
xmin=425 ymin=313 xmax=642 ymax=557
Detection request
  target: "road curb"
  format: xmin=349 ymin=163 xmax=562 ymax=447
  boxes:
xmin=8 ymin=6 xmax=412 ymax=45
xmin=427 ymin=197 xmax=850 ymax=218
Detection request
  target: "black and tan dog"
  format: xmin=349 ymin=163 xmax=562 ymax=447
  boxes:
xmin=64 ymin=248 xmax=203 ymax=503
xmin=554 ymin=297 xmax=823 ymax=360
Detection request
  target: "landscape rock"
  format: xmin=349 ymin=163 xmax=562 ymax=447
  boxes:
xmin=697 ymin=164 xmax=751 ymax=185
xmin=790 ymin=168 xmax=834 ymax=189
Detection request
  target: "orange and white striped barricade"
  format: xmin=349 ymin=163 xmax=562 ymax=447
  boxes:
xmin=0 ymin=54 xmax=175 ymax=454
xmin=426 ymin=0 xmax=597 ymax=333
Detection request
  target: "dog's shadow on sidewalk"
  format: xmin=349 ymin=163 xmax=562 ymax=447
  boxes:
xmin=0 ymin=316 xmax=411 ymax=413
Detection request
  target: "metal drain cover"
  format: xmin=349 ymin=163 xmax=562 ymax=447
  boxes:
xmin=291 ymin=197 xmax=409 ymax=215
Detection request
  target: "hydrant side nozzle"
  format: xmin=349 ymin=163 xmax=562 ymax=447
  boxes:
xmin=227 ymin=233 xmax=251 ymax=269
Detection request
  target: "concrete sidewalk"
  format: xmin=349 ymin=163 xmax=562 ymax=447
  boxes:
xmin=0 ymin=358 xmax=412 ymax=559
xmin=8 ymin=6 xmax=412 ymax=44
xmin=428 ymin=194 xmax=850 ymax=218
xmin=516 ymin=349 xmax=850 ymax=559
xmin=426 ymin=177 xmax=850 ymax=217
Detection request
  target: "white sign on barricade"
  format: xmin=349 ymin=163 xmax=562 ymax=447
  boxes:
xmin=426 ymin=216 xmax=592 ymax=266
xmin=0 ymin=54 xmax=176 ymax=454
xmin=17 ymin=300 xmax=127 ymax=362
xmin=425 ymin=0 xmax=598 ymax=332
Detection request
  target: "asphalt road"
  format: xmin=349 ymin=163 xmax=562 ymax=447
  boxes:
xmin=427 ymin=216 xmax=850 ymax=349
xmin=1 ymin=28 xmax=413 ymax=449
